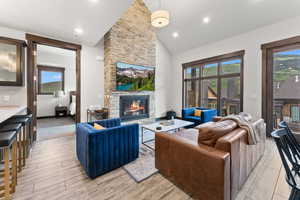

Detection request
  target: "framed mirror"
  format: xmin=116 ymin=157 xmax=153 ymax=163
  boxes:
xmin=0 ymin=37 xmax=26 ymax=86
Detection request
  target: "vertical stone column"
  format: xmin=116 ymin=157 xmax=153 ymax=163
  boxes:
xmin=104 ymin=0 xmax=157 ymax=117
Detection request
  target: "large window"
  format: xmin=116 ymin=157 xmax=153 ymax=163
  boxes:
xmin=182 ymin=51 xmax=244 ymax=116
xmin=38 ymin=65 xmax=65 ymax=95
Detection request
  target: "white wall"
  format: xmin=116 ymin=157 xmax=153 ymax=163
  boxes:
xmin=171 ymin=16 xmax=300 ymax=119
xmin=155 ymin=39 xmax=172 ymax=118
xmin=0 ymin=25 xmax=104 ymax=122
xmin=80 ymin=41 xmax=104 ymax=122
xmin=36 ymin=50 xmax=76 ymax=117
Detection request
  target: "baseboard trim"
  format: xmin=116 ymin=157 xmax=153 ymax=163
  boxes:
xmin=37 ymin=115 xmax=73 ymax=119
xmin=37 ymin=116 xmax=56 ymax=119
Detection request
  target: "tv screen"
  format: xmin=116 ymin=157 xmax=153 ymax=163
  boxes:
xmin=116 ymin=62 xmax=155 ymax=91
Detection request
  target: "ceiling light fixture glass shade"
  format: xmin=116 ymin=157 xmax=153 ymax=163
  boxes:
xmin=151 ymin=10 xmax=170 ymax=28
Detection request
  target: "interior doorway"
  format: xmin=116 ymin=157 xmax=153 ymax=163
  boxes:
xmin=35 ymin=45 xmax=77 ymax=141
xmin=262 ymin=36 xmax=300 ymax=135
xmin=26 ymin=34 xmax=81 ymax=141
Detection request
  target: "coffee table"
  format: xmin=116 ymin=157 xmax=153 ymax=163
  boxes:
xmin=141 ymin=119 xmax=194 ymax=150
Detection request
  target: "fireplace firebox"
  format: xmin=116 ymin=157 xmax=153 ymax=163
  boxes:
xmin=119 ymin=95 xmax=150 ymax=121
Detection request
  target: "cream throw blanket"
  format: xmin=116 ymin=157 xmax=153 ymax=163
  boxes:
xmin=221 ymin=113 xmax=260 ymax=145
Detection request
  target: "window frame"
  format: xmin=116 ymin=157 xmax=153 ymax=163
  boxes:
xmin=182 ymin=50 xmax=245 ymax=115
xmin=0 ymin=37 xmax=26 ymax=86
xmin=37 ymin=65 xmax=65 ymax=95
xmin=291 ymin=104 xmax=300 ymax=123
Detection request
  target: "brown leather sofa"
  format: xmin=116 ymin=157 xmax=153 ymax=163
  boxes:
xmin=155 ymin=118 xmax=266 ymax=200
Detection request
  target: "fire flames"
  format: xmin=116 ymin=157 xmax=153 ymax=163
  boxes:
xmin=129 ymin=100 xmax=144 ymax=112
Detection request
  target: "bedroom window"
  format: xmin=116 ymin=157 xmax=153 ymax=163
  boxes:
xmin=182 ymin=50 xmax=244 ymax=116
xmin=37 ymin=65 xmax=65 ymax=95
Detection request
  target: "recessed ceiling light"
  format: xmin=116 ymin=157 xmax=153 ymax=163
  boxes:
xmin=74 ymin=28 xmax=83 ymax=36
xmin=203 ymin=17 xmax=210 ymax=24
xmin=172 ymin=32 xmax=179 ymax=38
xmin=89 ymin=0 xmax=99 ymax=3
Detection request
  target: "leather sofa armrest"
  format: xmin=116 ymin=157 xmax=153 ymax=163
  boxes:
xmin=155 ymin=133 xmax=230 ymax=200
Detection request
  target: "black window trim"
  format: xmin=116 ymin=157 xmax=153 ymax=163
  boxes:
xmin=182 ymin=50 xmax=245 ymax=115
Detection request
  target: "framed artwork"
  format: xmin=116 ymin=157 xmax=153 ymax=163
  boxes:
xmin=0 ymin=37 xmax=26 ymax=86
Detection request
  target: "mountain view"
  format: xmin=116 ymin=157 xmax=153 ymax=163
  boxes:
xmin=116 ymin=62 xmax=155 ymax=91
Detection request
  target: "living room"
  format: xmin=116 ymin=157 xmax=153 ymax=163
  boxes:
xmin=0 ymin=0 xmax=299 ymax=200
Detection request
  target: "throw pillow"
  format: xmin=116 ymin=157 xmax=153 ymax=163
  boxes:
xmin=194 ymin=109 xmax=202 ymax=117
xmin=94 ymin=123 xmax=106 ymax=130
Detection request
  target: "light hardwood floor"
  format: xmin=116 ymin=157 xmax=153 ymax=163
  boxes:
xmin=13 ymin=136 xmax=289 ymax=200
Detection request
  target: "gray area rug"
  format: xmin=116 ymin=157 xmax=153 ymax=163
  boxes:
xmin=123 ymin=144 xmax=158 ymax=183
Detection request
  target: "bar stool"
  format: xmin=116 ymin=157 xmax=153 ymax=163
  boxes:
xmin=7 ymin=117 xmax=31 ymax=160
xmin=11 ymin=111 xmax=33 ymax=148
xmin=0 ymin=131 xmax=18 ymax=199
xmin=0 ymin=124 xmax=23 ymax=173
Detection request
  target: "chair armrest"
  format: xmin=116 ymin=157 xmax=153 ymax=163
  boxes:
xmin=155 ymin=133 xmax=230 ymax=200
xmin=182 ymin=108 xmax=195 ymax=118
xmin=76 ymin=123 xmax=139 ymax=178
xmin=201 ymin=109 xmax=217 ymax=123
xmin=92 ymin=118 xmax=121 ymax=128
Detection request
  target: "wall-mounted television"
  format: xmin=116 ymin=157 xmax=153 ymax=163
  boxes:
xmin=116 ymin=62 xmax=155 ymax=91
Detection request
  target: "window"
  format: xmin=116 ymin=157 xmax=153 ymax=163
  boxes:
xmin=38 ymin=65 xmax=65 ymax=95
xmin=291 ymin=105 xmax=300 ymax=123
xmin=182 ymin=51 xmax=244 ymax=116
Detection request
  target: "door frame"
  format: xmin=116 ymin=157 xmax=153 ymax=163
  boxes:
xmin=261 ymin=35 xmax=300 ymax=135
xmin=26 ymin=34 xmax=81 ymax=141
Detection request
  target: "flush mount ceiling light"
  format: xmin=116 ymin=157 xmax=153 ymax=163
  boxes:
xmin=74 ymin=28 xmax=83 ymax=36
xmin=172 ymin=32 xmax=179 ymax=38
xmin=203 ymin=17 xmax=210 ymax=24
xmin=151 ymin=0 xmax=170 ymax=28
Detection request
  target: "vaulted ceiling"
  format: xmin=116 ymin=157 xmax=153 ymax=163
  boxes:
xmin=144 ymin=0 xmax=300 ymax=54
xmin=1 ymin=0 xmax=300 ymax=54
xmin=0 ymin=0 xmax=132 ymax=46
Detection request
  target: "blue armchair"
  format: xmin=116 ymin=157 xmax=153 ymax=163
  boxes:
xmin=182 ymin=107 xmax=217 ymax=127
xmin=76 ymin=118 xmax=139 ymax=179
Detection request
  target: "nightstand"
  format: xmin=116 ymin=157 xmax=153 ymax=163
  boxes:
xmin=55 ymin=106 xmax=68 ymax=117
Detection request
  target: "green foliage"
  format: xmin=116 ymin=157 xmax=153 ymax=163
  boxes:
xmin=273 ymin=54 xmax=300 ymax=82
xmin=117 ymin=73 xmax=155 ymax=91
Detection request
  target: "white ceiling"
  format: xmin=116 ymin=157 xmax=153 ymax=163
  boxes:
xmin=1 ymin=0 xmax=300 ymax=54
xmin=0 ymin=0 xmax=133 ymax=46
xmin=144 ymin=0 xmax=300 ymax=54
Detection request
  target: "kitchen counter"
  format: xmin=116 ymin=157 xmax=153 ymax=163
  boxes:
xmin=0 ymin=105 xmax=27 ymax=124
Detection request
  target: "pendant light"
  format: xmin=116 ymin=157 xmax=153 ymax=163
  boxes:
xmin=151 ymin=0 xmax=170 ymax=28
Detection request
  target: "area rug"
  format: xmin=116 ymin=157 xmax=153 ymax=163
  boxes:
xmin=123 ymin=144 xmax=158 ymax=183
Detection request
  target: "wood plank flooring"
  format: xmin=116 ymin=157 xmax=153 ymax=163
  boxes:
xmin=12 ymin=135 xmax=289 ymax=200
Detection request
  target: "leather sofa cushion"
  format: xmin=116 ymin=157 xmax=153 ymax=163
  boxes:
xmin=196 ymin=120 xmax=238 ymax=146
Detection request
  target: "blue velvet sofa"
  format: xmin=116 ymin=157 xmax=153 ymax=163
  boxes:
xmin=76 ymin=118 xmax=139 ymax=179
xmin=182 ymin=107 xmax=217 ymax=127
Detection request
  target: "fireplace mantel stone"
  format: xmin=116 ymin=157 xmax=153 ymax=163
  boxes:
xmin=103 ymin=0 xmax=156 ymax=120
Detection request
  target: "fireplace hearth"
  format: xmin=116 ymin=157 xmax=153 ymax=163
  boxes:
xmin=120 ymin=95 xmax=150 ymax=121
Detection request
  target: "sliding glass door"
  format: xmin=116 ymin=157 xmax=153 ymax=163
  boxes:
xmin=273 ymin=48 xmax=300 ymax=132
xmin=182 ymin=51 xmax=244 ymax=116
xmin=262 ymin=37 xmax=300 ymax=135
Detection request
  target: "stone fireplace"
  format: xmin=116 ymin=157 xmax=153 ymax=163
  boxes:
xmin=119 ymin=95 xmax=149 ymax=121
xmin=104 ymin=0 xmax=156 ymax=121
